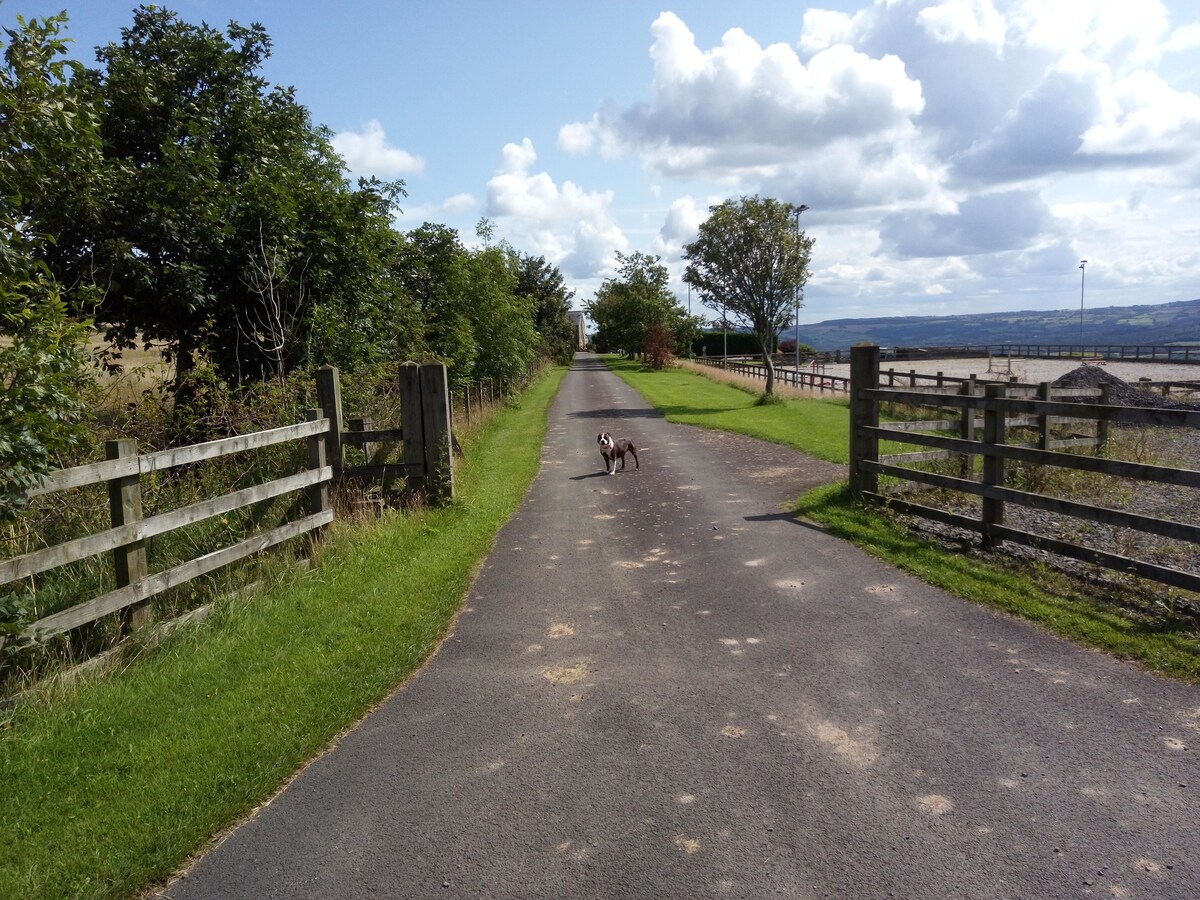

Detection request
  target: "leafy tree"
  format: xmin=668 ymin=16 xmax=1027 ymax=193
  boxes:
xmin=21 ymin=6 xmax=398 ymax=393
xmin=468 ymin=245 xmax=537 ymax=384
xmin=0 ymin=13 xmax=97 ymax=520
xmin=393 ymin=223 xmax=476 ymax=383
xmin=516 ymin=254 xmax=576 ymax=365
xmin=587 ymin=252 xmax=697 ymax=358
xmin=684 ymin=195 xmax=814 ymax=395
xmin=642 ymin=322 xmax=674 ymax=369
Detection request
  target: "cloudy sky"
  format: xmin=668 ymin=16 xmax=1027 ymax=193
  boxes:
xmin=7 ymin=0 xmax=1200 ymax=325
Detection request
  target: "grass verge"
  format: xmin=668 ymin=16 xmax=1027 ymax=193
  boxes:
xmin=0 ymin=366 xmax=568 ymax=900
xmin=602 ymin=355 xmax=851 ymax=463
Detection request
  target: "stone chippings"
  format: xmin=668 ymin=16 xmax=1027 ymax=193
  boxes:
xmin=1053 ymin=364 xmax=1200 ymax=410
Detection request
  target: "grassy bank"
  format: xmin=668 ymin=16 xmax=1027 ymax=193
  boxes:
xmin=0 ymin=367 xmax=567 ymax=899
xmin=604 ymin=357 xmax=1199 ymax=683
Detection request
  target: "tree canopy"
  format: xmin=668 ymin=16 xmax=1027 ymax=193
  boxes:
xmin=4 ymin=6 xmax=579 ymax=407
xmin=587 ymin=252 xmax=701 ymax=361
xmin=0 ymin=13 xmax=96 ymax=519
xmin=684 ymin=195 xmax=813 ymax=394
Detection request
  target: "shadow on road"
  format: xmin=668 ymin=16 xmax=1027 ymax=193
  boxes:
xmin=567 ymin=407 xmax=663 ymax=420
xmin=569 ymin=471 xmax=621 ymax=481
xmin=743 ymin=511 xmax=834 ymax=536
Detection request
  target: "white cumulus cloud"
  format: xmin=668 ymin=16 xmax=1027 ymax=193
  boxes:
xmin=560 ymin=11 xmax=925 ymax=183
xmin=484 ymin=139 xmax=628 ymax=278
xmin=332 ymin=121 xmax=425 ymax=178
xmin=917 ymin=0 xmax=1007 ymax=51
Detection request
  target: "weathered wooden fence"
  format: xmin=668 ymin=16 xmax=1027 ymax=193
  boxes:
xmin=847 ymin=344 xmax=1200 ymax=594
xmin=2 ymin=362 xmax=455 ymax=645
xmin=993 ymin=344 xmax=1200 ymax=363
xmin=695 ymin=356 xmax=851 ymax=394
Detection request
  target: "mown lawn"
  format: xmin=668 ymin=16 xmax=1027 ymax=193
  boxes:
xmin=0 ymin=367 xmax=568 ymax=900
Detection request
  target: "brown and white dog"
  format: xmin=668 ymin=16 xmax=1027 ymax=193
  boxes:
xmin=597 ymin=432 xmax=639 ymax=475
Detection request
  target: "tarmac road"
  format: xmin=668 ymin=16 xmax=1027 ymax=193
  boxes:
xmin=165 ymin=354 xmax=1199 ymax=899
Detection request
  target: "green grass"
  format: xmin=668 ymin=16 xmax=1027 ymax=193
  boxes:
xmin=603 ymin=355 xmax=852 ymax=463
xmin=0 ymin=366 xmax=568 ymax=900
xmin=606 ymin=356 xmax=1198 ymax=683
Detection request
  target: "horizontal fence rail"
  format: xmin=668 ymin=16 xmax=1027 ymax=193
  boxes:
xmin=3 ymin=415 xmax=337 ymax=640
xmin=847 ymin=344 xmax=1200 ymax=595
xmin=695 ymin=356 xmax=851 ymax=394
xmin=2 ymin=361 xmax=472 ymax=652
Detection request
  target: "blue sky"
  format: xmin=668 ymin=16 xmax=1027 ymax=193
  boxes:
xmin=5 ymin=0 xmax=1200 ymax=327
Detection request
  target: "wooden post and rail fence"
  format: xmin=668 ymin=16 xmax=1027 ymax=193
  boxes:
xmin=846 ymin=343 xmax=1200 ymax=594
xmin=0 ymin=362 xmax=460 ymax=648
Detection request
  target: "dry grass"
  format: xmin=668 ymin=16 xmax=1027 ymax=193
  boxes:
xmin=677 ymin=359 xmax=836 ymax=401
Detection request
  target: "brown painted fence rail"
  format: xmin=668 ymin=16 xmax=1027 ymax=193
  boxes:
xmin=847 ymin=344 xmax=1200 ymax=595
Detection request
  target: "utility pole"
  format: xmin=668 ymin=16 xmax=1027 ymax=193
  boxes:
xmin=1079 ymin=259 xmax=1087 ymax=353
xmin=794 ymin=204 xmax=809 ymax=374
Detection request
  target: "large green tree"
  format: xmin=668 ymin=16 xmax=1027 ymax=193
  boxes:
xmin=393 ymin=223 xmax=476 ymax=383
xmin=0 ymin=13 xmax=97 ymax=519
xmin=587 ymin=251 xmax=699 ymax=359
xmin=684 ymin=195 xmax=813 ymax=395
xmin=468 ymin=245 xmax=537 ymax=383
xmin=24 ymin=5 xmax=402 ymax=390
xmin=516 ymin=254 xmax=576 ymax=366
xmin=92 ymin=7 xmax=352 ymax=385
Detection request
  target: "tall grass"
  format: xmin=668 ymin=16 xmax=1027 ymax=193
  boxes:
xmin=0 ymin=366 xmax=567 ymax=899
xmin=2 ymin=362 xmax=539 ymax=693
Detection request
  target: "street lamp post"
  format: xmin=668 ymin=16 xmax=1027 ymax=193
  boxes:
xmin=1079 ymin=259 xmax=1087 ymax=353
xmin=794 ymin=204 xmax=809 ymax=376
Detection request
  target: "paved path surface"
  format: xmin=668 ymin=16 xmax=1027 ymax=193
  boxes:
xmin=167 ymin=354 xmax=1199 ymax=899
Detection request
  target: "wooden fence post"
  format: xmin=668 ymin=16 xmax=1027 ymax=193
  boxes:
xmin=419 ymin=362 xmax=455 ymax=502
xmin=307 ymin=409 xmax=330 ymax=521
xmin=848 ymin=343 xmax=880 ymax=497
xmin=348 ymin=416 xmax=377 ymax=463
xmin=981 ymin=384 xmax=1007 ymax=549
xmin=960 ymin=380 xmax=976 ymax=480
xmin=1097 ymin=383 xmax=1111 ymax=452
xmin=316 ymin=365 xmax=344 ymax=475
xmin=1038 ymin=382 xmax=1051 ymax=451
xmin=400 ymin=362 xmax=425 ymax=490
xmin=106 ymin=439 xmax=149 ymax=631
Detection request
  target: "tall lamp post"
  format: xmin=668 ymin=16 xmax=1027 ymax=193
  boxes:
xmin=794 ymin=204 xmax=809 ymax=374
xmin=723 ymin=304 xmax=727 ymax=365
xmin=1078 ymin=259 xmax=1087 ymax=353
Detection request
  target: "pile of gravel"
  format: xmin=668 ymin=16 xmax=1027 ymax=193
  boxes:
xmin=1052 ymin=365 xmax=1200 ymax=410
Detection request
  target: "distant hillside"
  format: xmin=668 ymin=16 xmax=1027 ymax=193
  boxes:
xmin=797 ymin=298 xmax=1200 ymax=350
